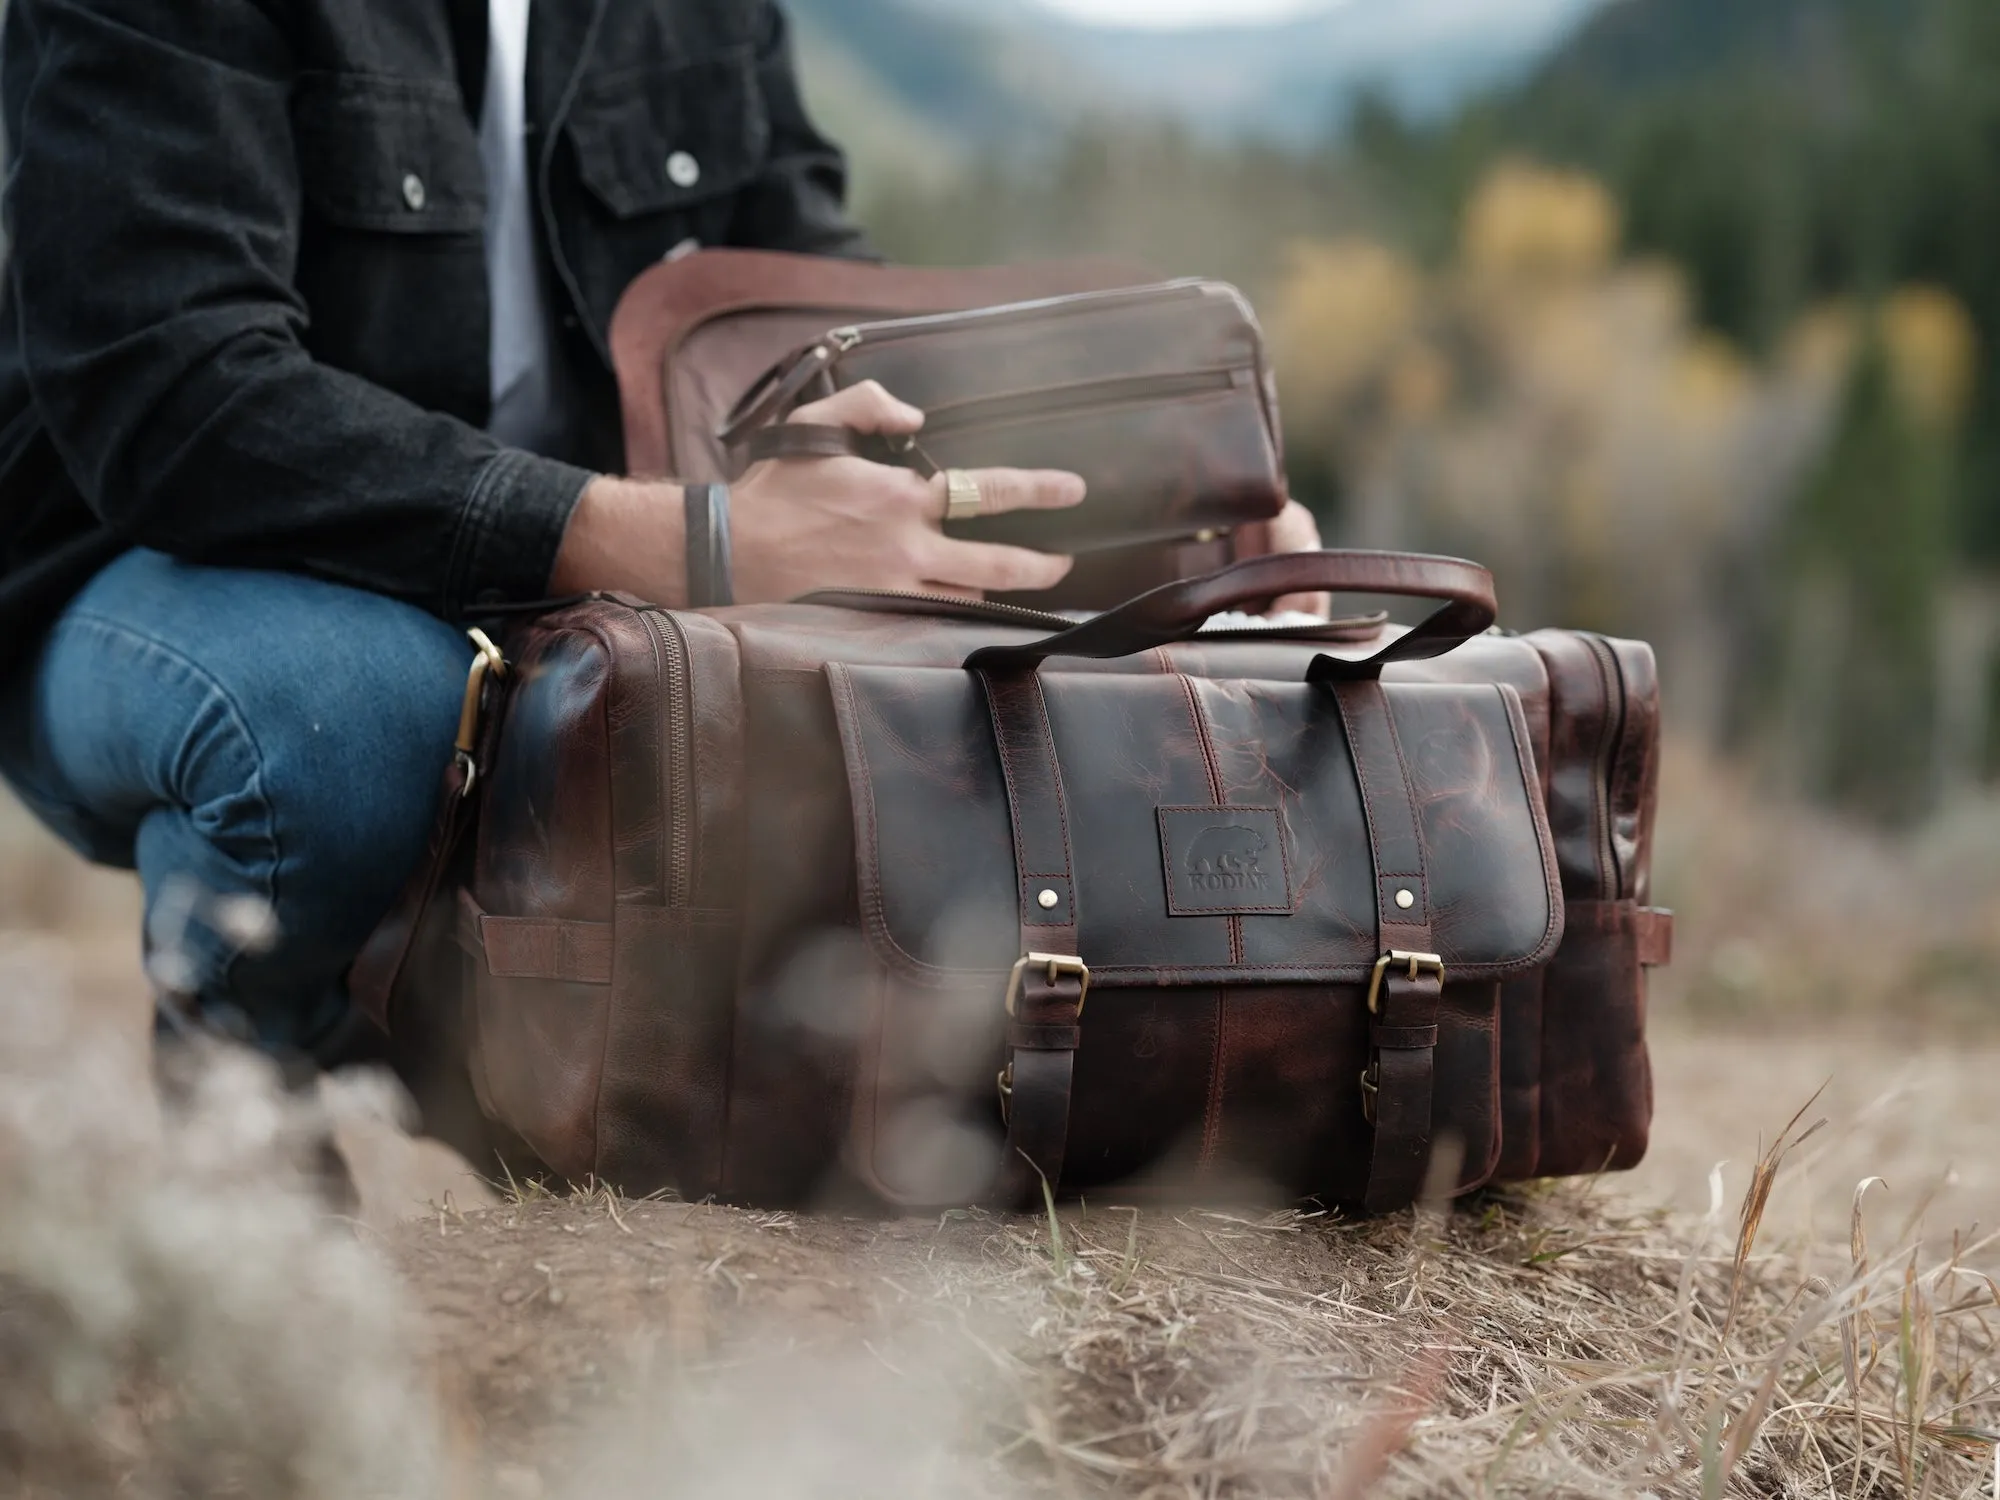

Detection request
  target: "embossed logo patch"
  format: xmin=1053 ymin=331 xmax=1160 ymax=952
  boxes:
xmin=1157 ymin=806 xmax=1294 ymax=916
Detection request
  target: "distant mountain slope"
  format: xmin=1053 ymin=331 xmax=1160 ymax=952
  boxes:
xmin=1531 ymin=0 xmax=1906 ymax=95
xmin=785 ymin=0 xmax=1613 ymax=164
xmin=1058 ymin=0 xmax=1608 ymax=141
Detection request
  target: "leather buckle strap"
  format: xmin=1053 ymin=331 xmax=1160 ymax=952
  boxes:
xmin=1365 ymin=950 xmax=1443 ymax=1014
xmin=1004 ymin=953 xmax=1090 ymax=1018
xmin=977 ymin=668 xmax=1084 ymax=1211
xmin=1330 ymin=678 xmax=1446 ymax=1214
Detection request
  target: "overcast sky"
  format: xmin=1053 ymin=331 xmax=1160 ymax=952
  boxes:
xmin=1035 ymin=0 xmax=1330 ymax=25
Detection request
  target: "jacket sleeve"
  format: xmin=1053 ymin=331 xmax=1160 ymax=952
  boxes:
xmin=2 ymin=0 xmax=594 ymax=619
xmin=726 ymin=1 xmax=876 ymax=259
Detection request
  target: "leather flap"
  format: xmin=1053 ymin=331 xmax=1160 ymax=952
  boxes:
xmin=828 ymin=665 xmax=1563 ymax=988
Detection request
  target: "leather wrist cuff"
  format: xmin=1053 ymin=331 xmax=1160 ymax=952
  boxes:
xmin=683 ymin=483 xmax=735 ymax=608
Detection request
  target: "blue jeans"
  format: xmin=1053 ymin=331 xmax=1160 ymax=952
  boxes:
xmin=0 ymin=549 xmax=470 ymax=1060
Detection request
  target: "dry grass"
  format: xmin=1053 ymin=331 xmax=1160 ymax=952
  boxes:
xmin=375 ymin=1146 xmax=2000 ymax=1499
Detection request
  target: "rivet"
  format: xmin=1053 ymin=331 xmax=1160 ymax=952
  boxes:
xmin=1395 ymin=888 xmax=1416 ymax=910
xmin=401 ymin=172 xmax=427 ymax=211
xmin=1037 ymin=888 xmax=1060 ymax=910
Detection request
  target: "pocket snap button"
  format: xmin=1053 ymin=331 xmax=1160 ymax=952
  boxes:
xmin=401 ymin=173 xmax=427 ymax=211
xmin=666 ymin=151 xmax=701 ymax=189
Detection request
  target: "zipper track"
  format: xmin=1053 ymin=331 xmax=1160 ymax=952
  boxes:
xmin=917 ymin=368 xmax=1244 ymax=435
xmin=824 ymin=278 xmax=1213 ymax=349
xmin=1580 ymin=634 xmax=1629 ymax=901
xmin=795 ymin=588 xmax=1387 ymax=640
xmin=642 ymin=610 xmax=696 ymax=906
xmin=795 ymin=588 xmax=1077 ymax=627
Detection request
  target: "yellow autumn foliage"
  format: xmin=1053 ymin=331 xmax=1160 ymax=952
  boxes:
xmin=1881 ymin=285 xmax=1977 ymax=431
xmin=1460 ymin=160 xmax=1621 ymax=281
xmin=1265 ymin=238 xmax=1423 ymax=416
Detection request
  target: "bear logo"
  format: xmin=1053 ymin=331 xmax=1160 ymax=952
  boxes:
xmin=1158 ymin=805 xmax=1291 ymax=916
xmin=1184 ymin=824 xmax=1270 ymax=893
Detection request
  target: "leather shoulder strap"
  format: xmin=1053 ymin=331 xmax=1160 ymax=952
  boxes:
xmin=348 ymin=758 xmax=476 ymax=1032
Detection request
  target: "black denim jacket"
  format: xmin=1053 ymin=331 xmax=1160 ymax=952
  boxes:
xmin=0 ymin=0 xmax=866 ymax=673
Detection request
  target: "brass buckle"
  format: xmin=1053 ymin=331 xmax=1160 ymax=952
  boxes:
xmin=1365 ymin=949 xmax=1445 ymax=1015
xmin=1003 ymin=953 xmax=1091 ymax=1018
xmin=453 ymin=627 xmax=507 ymax=797
xmin=997 ymin=1062 xmax=1013 ymax=1122
xmin=1359 ymin=1061 xmax=1380 ymax=1125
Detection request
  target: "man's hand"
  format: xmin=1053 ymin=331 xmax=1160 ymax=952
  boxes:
xmin=1266 ymin=499 xmax=1330 ymax=616
xmin=551 ymin=381 xmax=1084 ymax=607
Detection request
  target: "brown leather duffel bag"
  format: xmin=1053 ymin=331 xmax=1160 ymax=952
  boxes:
xmin=370 ymin=551 xmax=1669 ymax=1213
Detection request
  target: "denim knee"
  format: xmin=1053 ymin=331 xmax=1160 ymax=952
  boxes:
xmin=8 ymin=550 xmax=471 ymax=1034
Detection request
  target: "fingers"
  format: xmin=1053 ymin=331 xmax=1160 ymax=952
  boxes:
xmin=932 ymin=467 xmax=1086 ymax=518
xmin=1266 ymin=500 xmax=1330 ymax=616
xmin=1268 ymin=498 xmax=1322 ymax=552
xmin=921 ymin=538 xmax=1074 ymax=595
xmin=789 ymin=379 xmax=925 ymax=437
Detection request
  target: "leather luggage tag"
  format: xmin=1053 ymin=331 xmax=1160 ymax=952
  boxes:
xmin=1156 ymin=806 xmax=1294 ymax=916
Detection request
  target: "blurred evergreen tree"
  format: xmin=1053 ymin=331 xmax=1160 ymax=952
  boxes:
xmin=1779 ymin=335 xmax=1954 ymax=820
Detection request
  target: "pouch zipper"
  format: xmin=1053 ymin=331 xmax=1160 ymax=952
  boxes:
xmin=796 ymin=588 xmax=1078 ymax=628
xmin=796 ymin=587 xmax=1388 ymax=640
xmin=915 ymin=367 xmax=1245 ymax=437
xmin=821 ymin=278 xmax=1213 ymax=352
xmin=641 ymin=610 xmax=697 ymax=906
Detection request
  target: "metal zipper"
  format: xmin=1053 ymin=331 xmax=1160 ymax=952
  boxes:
xmin=1580 ymin=634 xmax=1629 ymax=901
xmin=916 ymin=368 xmax=1244 ymax=435
xmin=820 ymin=278 xmax=1213 ymax=351
xmin=642 ymin=610 xmax=697 ymax=906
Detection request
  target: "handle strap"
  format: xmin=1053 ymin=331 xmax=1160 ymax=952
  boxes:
xmin=964 ymin=550 xmax=1495 ymax=673
xmin=742 ymin=422 xmax=864 ymax=464
xmin=740 ymin=422 xmax=942 ymax=480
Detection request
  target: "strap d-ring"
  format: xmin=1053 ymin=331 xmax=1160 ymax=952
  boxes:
xmin=453 ymin=627 xmax=506 ymax=797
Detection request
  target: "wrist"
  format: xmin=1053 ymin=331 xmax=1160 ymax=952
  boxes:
xmin=549 ymin=475 xmax=686 ymax=605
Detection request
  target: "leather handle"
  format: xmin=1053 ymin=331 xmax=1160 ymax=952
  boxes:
xmin=962 ymin=550 xmax=1496 ymax=674
xmin=740 ymin=423 xmax=940 ymax=479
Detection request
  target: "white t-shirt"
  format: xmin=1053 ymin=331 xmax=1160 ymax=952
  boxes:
xmin=479 ymin=0 xmax=558 ymax=453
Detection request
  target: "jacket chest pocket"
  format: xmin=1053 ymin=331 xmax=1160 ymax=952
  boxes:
xmin=292 ymin=72 xmax=485 ymax=235
xmin=565 ymin=49 xmax=768 ymax=222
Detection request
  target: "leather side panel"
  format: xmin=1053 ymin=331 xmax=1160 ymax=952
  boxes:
xmin=1524 ymin=630 xmax=1622 ymax=902
xmin=1532 ymin=900 xmax=1653 ymax=1175
xmin=469 ymin=621 xmax=618 ymax=1180
xmin=596 ymin=613 xmax=747 ymax=1197
xmin=718 ymin=665 xmax=877 ymax=1203
xmin=1601 ymin=637 xmax=1662 ymax=905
